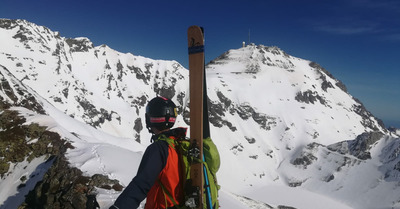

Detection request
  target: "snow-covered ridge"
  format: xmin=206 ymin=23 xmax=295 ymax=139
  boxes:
xmin=1 ymin=19 xmax=400 ymax=209
xmin=0 ymin=18 xmax=189 ymax=145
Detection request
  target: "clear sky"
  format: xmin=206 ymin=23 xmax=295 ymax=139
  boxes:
xmin=1 ymin=0 xmax=399 ymax=128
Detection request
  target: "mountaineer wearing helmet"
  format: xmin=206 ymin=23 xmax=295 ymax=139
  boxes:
xmin=110 ymin=96 xmax=186 ymax=209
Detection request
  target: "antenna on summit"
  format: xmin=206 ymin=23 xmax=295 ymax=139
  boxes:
xmin=243 ymin=29 xmax=251 ymax=47
xmin=248 ymin=29 xmax=251 ymax=45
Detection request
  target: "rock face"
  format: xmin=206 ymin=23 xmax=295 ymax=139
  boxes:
xmin=20 ymin=156 xmax=122 ymax=209
xmin=0 ymin=110 xmax=63 ymax=176
xmin=328 ymin=132 xmax=385 ymax=160
xmin=0 ymin=108 xmax=121 ymax=209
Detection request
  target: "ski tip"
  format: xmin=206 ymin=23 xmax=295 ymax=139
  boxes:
xmin=188 ymin=25 xmax=202 ymax=30
xmin=188 ymin=25 xmax=204 ymax=36
xmin=187 ymin=25 xmax=204 ymax=53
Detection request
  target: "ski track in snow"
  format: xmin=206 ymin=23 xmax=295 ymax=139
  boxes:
xmin=92 ymin=144 xmax=108 ymax=177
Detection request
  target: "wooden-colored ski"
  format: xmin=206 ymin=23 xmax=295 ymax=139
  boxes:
xmin=187 ymin=25 xmax=205 ymax=209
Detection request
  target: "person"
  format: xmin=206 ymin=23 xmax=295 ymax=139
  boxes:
xmin=86 ymin=193 xmax=100 ymax=209
xmin=110 ymin=96 xmax=186 ymax=209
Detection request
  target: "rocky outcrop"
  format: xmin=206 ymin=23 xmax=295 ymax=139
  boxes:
xmin=295 ymin=90 xmax=326 ymax=105
xmin=19 ymin=156 xmax=122 ymax=209
xmin=0 ymin=108 xmax=122 ymax=208
xmin=328 ymin=132 xmax=384 ymax=160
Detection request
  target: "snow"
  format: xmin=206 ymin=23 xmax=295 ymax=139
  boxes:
xmin=1 ymin=20 xmax=400 ymax=209
xmin=243 ymin=185 xmax=353 ymax=209
xmin=3 ymin=98 xmax=362 ymax=209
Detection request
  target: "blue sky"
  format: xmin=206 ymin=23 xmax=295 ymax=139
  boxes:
xmin=1 ymin=0 xmax=399 ymax=128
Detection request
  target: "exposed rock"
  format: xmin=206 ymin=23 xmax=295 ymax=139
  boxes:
xmin=65 ymin=37 xmax=94 ymax=52
xmin=310 ymin=61 xmax=348 ymax=93
xmin=277 ymin=206 xmax=297 ymax=209
xmin=208 ymin=91 xmax=237 ymax=131
xmin=328 ymin=132 xmax=384 ymax=160
xmin=319 ymin=74 xmax=334 ymax=92
xmin=245 ymin=136 xmax=256 ymax=144
xmin=352 ymin=98 xmax=385 ymax=132
xmin=0 ymin=110 xmax=70 ymax=177
xmin=19 ymin=156 xmax=122 ymax=209
xmin=295 ymin=90 xmax=326 ymax=105
xmin=0 ymin=19 xmax=20 ymax=29
xmin=128 ymin=65 xmax=150 ymax=85
xmin=131 ymin=95 xmax=148 ymax=115
xmin=291 ymin=143 xmax=320 ymax=168
xmin=231 ymin=143 xmax=244 ymax=155
xmin=134 ymin=117 xmax=143 ymax=143
xmin=0 ymin=66 xmax=45 ymax=114
xmin=292 ymin=153 xmax=317 ymax=168
xmin=0 ymin=108 xmax=122 ymax=208
xmin=245 ymin=63 xmax=261 ymax=74
xmin=252 ymin=112 xmax=276 ymax=131
xmin=236 ymin=104 xmax=253 ymax=120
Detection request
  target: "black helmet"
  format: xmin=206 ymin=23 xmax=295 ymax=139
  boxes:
xmin=145 ymin=96 xmax=177 ymax=133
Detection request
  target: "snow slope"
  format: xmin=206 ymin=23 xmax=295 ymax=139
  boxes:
xmin=3 ymin=107 xmax=354 ymax=209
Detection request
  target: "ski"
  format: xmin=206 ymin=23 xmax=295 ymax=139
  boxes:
xmin=198 ymin=29 xmax=213 ymax=209
xmin=187 ymin=25 xmax=205 ymax=209
xmin=199 ymin=29 xmax=213 ymax=209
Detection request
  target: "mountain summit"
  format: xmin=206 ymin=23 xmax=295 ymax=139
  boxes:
xmin=1 ymin=19 xmax=400 ymax=209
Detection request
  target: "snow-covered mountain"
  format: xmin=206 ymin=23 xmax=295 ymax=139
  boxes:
xmin=1 ymin=19 xmax=400 ymax=209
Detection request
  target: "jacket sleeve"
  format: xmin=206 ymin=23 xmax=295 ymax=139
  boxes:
xmin=110 ymin=140 xmax=169 ymax=209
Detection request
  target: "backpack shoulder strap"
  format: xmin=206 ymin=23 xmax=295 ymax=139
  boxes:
xmin=157 ymin=135 xmax=177 ymax=150
xmin=158 ymin=180 xmax=184 ymax=209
